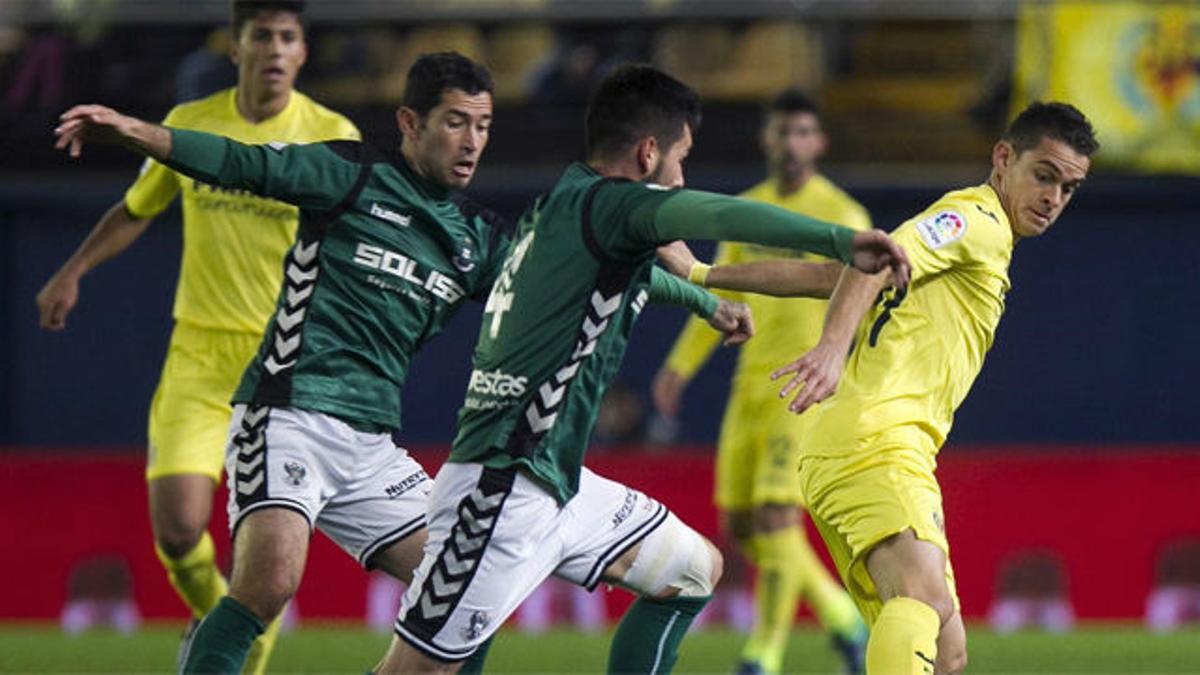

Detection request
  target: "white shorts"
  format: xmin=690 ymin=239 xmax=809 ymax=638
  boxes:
xmin=225 ymin=404 xmax=431 ymax=567
xmin=394 ymin=462 xmax=670 ymax=662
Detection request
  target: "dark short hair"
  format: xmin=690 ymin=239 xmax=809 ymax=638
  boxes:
xmin=767 ymin=88 xmax=820 ymax=119
xmin=1004 ymin=101 xmax=1099 ymax=157
xmin=401 ymin=52 xmax=494 ymax=118
xmin=231 ymin=1 xmax=305 ymax=39
xmin=585 ymin=64 xmax=701 ymax=161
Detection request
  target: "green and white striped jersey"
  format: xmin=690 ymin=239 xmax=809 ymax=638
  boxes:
xmin=163 ymin=129 xmax=513 ymax=432
xmin=451 ymin=162 xmax=858 ymax=503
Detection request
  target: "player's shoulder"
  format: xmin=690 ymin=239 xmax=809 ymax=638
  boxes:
xmin=290 ymin=90 xmax=359 ymax=137
xmin=163 ymin=88 xmax=235 ymax=127
xmin=808 ymin=174 xmax=871 ymax=228
xmin=737 ymin=179 xmax=774 ymax=202
xmin=909 ymin=184 xmax=1009 ymax=252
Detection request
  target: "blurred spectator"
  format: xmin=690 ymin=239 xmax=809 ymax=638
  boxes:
xmin=366 ymin=572 xmax=406 ymax=633
xmin=175 ymin=26 xmax=236 ymax=103
xmin=4 ymin=28 xmax=68 ymax=112
xmin=1146 ymin=539 xmax=1200 ymax=633
xmin=989 ymin=550 xmax=1074 ymax=633
xmin=60 ymin=556 xmax=141 ymax=635
xmin=593 ymin=380 xmax=647 ymax=448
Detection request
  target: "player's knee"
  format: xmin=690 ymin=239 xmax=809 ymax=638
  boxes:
xmin=941 ymin=647 xmax=967 ymax=675
xmin=153 ymin=522 xmax=206 ymax=559
xmin=231 ymin=577 xmax=295 ymax=623
xmin=623 ymin=514 xmax=720 ymax=600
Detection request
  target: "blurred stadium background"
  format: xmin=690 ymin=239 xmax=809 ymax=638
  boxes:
xmin=2 ymin=0 xmax=1199 ymax=672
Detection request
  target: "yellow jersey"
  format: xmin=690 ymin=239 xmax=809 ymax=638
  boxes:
xmin=664 ymin=174 xmax=872 ymax=385
xmin=124 ymin=88 xmax=359 ymax=333
xmin=800 ymin=183 xmax=1013 ymax=457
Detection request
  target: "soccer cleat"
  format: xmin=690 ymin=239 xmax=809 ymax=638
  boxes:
xmin=831 ymin=620 xmax=869 ymax=675
xmin=176 ymin=618 xmax=201 ymax=674
xmin=734 ymin=659 xmax=766 ymax=675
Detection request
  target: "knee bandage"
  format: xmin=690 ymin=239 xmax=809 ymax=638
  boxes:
xmin=622 ymin=513 xmax=715 ymax=598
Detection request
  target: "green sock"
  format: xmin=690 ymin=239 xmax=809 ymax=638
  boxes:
xmin=181 ymin=596 xmax=265 ymax=675
xmin=607 ymin=595 xmax=710 ymax=674
xmin=459 ymin=635 xmax=494 ymax=674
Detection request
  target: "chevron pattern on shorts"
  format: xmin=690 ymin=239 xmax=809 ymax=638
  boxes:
xmin=522 ymin=289 xmax=623 ymax=437
xmin=233 ymin=405 xmax=270 ymax=507
xmin=263 ymin=239 xmax=320 ymax=376
xmin=398 ymin=469 xmax=514 ymax=645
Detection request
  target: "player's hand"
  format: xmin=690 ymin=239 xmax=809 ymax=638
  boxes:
xmin=54 ymin=104 xmax=138 ymax=158
xmin=770 ymin=340 xmax=845 ymax=414
xmin=651 ymin=368 xmax=687 ymax=418
xmin=708 ymin=299 xmax=754 ymax=347
xmin=655 ymin=240 xmax=698 ymax=279
xmin=850 ymin=230 xmax=910 ymax=291
xmin=36 ymin=271 xmax=80 ymax=331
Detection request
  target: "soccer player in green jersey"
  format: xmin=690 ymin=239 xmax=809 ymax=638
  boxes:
xmin=375 ymin=65 xmax=910 ymax=674
xmin=38 ymin=3 xmax=357 ymax=670
xmin=55 ymin=53 xmax=743 ymax=675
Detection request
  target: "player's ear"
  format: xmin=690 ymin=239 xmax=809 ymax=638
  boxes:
xmin=396 ymin=106 xmax=421 ymax=140
xmin=635 ymin=136 xmax=658 ymax=178
xmin=992 ymin=140 xmax=1014 ymax=173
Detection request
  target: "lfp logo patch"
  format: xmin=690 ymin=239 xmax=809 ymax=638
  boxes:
xmin=916 ymin=210 xmax=967 ymax=250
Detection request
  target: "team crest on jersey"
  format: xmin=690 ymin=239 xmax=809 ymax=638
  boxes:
xmin=915 ymin=210 xmax=966 ymax=250
xmin=453 ymin=239 xmax=477 ymax=272
xmin=283 ymin=461 xmax=308 ymax=487
xmin=461 ymin=610 xmax=491 ymax=642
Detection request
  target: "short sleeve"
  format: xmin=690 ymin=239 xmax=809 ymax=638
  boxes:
xmin=891 ymin=205 xmax=983 ymax=281
xmin=124 ymin=107 xmax=183 ymax=219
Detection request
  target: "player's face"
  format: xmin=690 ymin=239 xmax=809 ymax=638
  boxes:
xmin=995 ymin=136 xmax=1090 ymax=239
xmin=647 ymin=124 xmax=693 ymax=189
xmin=404 ymin=88 xmax=493 ymax=190
xmin=232 ymin=11 xmax=306 ymax=99
xmin=762 ymin=111 xmax=825 ymax=183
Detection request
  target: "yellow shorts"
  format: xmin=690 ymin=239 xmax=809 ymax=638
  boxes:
xmin=798 ymin=442 xmax=960 ymax=626
xmin=146 ymin=323 xmax=263 ymax=482
xmin=714 ymin=384 xmax=806 ymax=512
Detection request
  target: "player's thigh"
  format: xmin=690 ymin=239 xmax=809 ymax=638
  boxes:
xmin=147 ymin=473 xmax=218 ymax=554
xmin=799 ymin=448 xmax=957 ymax=626
xmin=748 ymin=404 xmax=808 ymax=513
xmin=229 ymin=506 xmax=311 ymax=616
xmin=317 ymin=434 xmax=433 ymax=579
xmin=147 ymin=326 xmax=257 ymax=482
xmin=395 ymin=464 xmax=562 ymax=663
xmin=552 ymin=468 xmax=720 ymax=599
xmin=866 ymin=529 xmax=956 ymax=621
xmin=713 ymin=388 xmax=762 ymax=513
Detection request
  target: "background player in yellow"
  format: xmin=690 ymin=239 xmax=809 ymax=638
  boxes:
xmin=35 ymin=2 xmax=358 ymax=671
xmin=698 ymin=102 xmax=1096 ymax=674
xmin=653 ymin=90 xmax=869 ymax=675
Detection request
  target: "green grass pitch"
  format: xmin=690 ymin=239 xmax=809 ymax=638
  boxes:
xmin=1 ymin=623 xmax=1198 ymax=673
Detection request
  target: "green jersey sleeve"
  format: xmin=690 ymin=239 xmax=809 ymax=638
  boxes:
xmin=165 ymin=128 xmax=362 ymax=213
xmin=589 ymin=182 xmax=857 ymax=265
xmin=648 ymin=266 xmax=718 ymax=318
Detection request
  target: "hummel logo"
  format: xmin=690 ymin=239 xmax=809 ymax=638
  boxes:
xmin=370 ymin=203 xmax=411 ymax=227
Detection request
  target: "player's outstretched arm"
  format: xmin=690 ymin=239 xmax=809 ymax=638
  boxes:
xmin=699 ymin=259 xmax=844 ymax=298
xmin=35 ymin=200 xmax=151 ymax=331
xmin=55 ymin=104 xmax=171 ymax=160
xmin=771 ymin=267 xmax=890 ymax=413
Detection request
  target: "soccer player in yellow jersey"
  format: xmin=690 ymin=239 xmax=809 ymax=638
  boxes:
xmin=35 ymin=2 xmax=358 ymax=671
xmin=700 ymin=102 xmax=1097 ymax=674
xmin=654 ymin=90 xmax=869 ymax=675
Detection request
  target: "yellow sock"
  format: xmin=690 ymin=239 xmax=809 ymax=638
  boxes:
xmin=866 ymin=597 xmax=940 ymax=675
xmin=740 ymin=528 xmax=807 ymax=674
xmin=243 ymin=606 xmax=285 ymax=675
xmin=155 ymin=532 xmax=227 ymax=619
xmin=791 ymin=533 xmax=863 ymax=637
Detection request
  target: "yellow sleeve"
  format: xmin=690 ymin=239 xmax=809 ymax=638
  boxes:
xmin=891 ymin=205 xmax=982 ymax=282
xmin=335 ymin=115 xmax=362 ymax=141
xmin=661 ymin=242 xmax=744 ymax=379
xmin=124 ymin=107 xmax=183 ymax=219
xmin=847 ymin=201 xmax=873 ymax=232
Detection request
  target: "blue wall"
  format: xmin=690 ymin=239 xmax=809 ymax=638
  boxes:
xmin=4 ymin=170 xmax=1198 ymax=446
